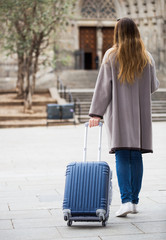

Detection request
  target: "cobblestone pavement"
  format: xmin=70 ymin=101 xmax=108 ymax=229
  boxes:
xmin=0 ymin=122 xmax=166 ymax=240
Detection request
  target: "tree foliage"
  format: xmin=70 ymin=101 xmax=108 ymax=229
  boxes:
xmin=0 ymin=0 xmax=76 ymax=110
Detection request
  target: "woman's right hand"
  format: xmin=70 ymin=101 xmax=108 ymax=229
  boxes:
xmin=89 ymin=117 xmax=101 ymax=128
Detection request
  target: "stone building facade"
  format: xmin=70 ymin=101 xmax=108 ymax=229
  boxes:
xmin=0 ymin=0 xmax=165 ymax=89
xmin=56 ymin=0 xmax=166 ymax=85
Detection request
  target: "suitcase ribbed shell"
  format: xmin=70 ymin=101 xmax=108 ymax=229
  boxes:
xmin=63 ymin=161 xmax=110 ymax=215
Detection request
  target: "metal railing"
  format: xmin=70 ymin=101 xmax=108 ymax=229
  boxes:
xmin=57 ymin=77 xmax=66 ymax=98
xmin=74 ymin=97 xmax=81 ymax=123
xmin=57 ymin=77 xmax=81 ymax=122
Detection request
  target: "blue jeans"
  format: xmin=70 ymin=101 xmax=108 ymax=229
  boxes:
xmin=115 ymin=150 xmax=143 ymax=204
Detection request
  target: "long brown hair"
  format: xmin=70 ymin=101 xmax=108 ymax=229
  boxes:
xmin=108 ymin=18 xmax=151 ymax=84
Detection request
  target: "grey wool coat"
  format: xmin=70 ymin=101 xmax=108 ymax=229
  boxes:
xmin=89 ymin=49 xmax=160 ymax=154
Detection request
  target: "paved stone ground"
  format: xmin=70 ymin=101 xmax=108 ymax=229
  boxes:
xmin=0 ymin=122 xmax=166 ymax=240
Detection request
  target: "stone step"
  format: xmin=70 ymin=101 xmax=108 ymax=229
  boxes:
xmin=152 ymin=110 xmax=166 ymax=113
xmin=71 ymin=93 xmax=93 ymax=97
xmin=59 ymin=82 xmax=166 ymax=123
xmin=77 ymin=114 xmax=166 ymax=123
xmin=152 ymin=118 xmax=166 ymax=122
xmin=0 ymin=115 xmax=46 ymax=120
xmin=151 ymin=114 xmax=166 ymax=122
xmin=152 ymin=102 xmax=166 ymax=106
xmin=70 ymin=89 xmax=94 ymax=93
xmin=0 ymin=100 xmax=56 ymax=106
xmin=78 ymin=110 xmax=166 ymax=116
xmin=76 ymin=102 xmax=91 ymax=108
xmin=71 ymin=89 xmax=166 ymax=122
xmin=77 ymin=104 xmax=166 ymax=111
xmin=152 ymin=104 xmax=166 ymax=108
xmin=0 ymin=89 xmax=49 ymax=94
xmin=0 ymin=92 xmax=57 ymax=106
xmin=70 ymin=91 xmax=166 ymax=104
xmin=0 ymin=92 xmax=58 ymax=128
xmin=59 ymin=70 xmax=98 ymax=89
xmin=152 ymin=104 xmax=166 ymax=107
xmin=0 ymin=119 xmax=78 ymax=128
xmin=152 ymin=89 xmax=166 ymax=100
xmin=0 ymin=120 xmax=46 ymax=128
xmin=152 ymin=100 xmax=166 ymax=103
xmin=78 ymin=115 xmax=90 ymax=123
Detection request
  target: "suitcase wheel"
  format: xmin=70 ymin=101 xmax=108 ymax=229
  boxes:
xmin=67 ymin=220 xmax=72 ymax=227
xmin=99 ymin=215 xmax=103 ymax=222
xmin=102 ymin=220 xmax=106 ymax=227
xmin=64 ymin=216 xmax=68 ymax=221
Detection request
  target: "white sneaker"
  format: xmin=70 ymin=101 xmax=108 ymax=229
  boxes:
xmin=132 ymin=204 xmax=138 ymax=214
xmin=116 ymin=202 xmax=133 ymax=217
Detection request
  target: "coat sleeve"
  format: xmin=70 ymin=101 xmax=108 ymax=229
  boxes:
xmin=150 ymin=56 xmax=160 ymax=94
xmin=89 ymin=52 xmax=112 ymax=119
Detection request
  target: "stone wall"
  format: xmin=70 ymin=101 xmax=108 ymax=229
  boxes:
xmin=115 ymin=0 xmax=166 ymax=75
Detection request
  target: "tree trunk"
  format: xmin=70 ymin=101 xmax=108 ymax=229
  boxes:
xmin=24 ymin=76 xmax=32 ymax=111
xmin=32 ymin=48 xmax=39 ymax=94
xmin=24 ymin=55 xmax=33 ymax=111
xmin=16 ymin=55 xmax=24 ymax=97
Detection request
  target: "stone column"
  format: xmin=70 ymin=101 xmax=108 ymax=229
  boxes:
xmin=158 ymin=18 xmax=165 ymax=71
xmin=97 ymin=27 xmax=103 ymax=67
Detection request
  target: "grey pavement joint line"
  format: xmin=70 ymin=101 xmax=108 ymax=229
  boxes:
xmin=131 ymin=222 xmax=145 ymax=234
xmin=11 ymin=219 xmax=15 ymax=229
xmin=98 ymin=236 xmax=103 ymax=240
xmin=146 ymin=196 xmax=159 ymax=203
xmin=48 ymin=209 xmax=53 ymax=216
xmin=56 ymin=226 xmax=63 ymax=238
xmin=7 ymin=203 xmax=11 ymax=211
xmin=55 ymin=189 xmax=62 ymax=195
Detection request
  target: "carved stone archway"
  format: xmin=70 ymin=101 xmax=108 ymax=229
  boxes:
xmin=76 ymin=0 xmax=116 ymax=69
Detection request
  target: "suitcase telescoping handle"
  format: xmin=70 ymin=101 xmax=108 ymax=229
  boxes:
xmin=83 ymin=122 xmax=103 ymax=162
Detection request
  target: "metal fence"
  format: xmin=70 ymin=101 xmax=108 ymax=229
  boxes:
xmin=57 ymin=77 xmax=81 ymax=122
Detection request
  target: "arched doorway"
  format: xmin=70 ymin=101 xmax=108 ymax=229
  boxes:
xmin=76 ymin=0 xmax=116 ymax=70
xmin=79 ymin=27 xmax=114 ymax=70
xmin=79 ymin=27 xmax=97 ymax=70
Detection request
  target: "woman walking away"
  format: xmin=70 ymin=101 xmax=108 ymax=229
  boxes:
xmin=89 ymin=18 xmax=159 ymax=217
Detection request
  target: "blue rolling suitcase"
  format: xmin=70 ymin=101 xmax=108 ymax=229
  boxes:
xmin=63 ymin=122 xmax=112 ymax=227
